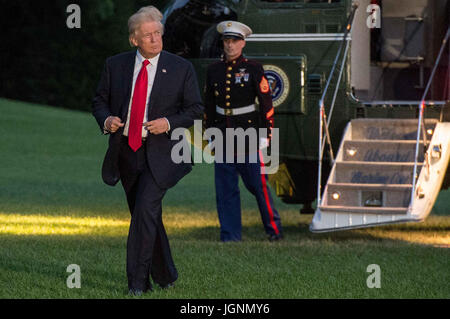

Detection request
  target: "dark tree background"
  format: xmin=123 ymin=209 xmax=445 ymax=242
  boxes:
xmin=0 ymin=0 xmax=168 ymax=112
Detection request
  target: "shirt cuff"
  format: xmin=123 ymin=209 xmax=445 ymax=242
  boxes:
xmin=103 ymin=117 xmax=110 ymax=135
xmin=163 ymin=117 xmax=170 ymax=133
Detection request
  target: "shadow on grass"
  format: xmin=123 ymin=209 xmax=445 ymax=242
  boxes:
xmin=0 ymin=254 xmax=120 ymax=293
xmin=0 ymin=235 xmax=127 ymax=297
xmin=168 ymin=221 xmax=449 ymax=247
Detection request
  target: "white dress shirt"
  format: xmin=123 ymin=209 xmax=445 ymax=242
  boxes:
xmin=103 ymin=50 xmax=170 ymax=136
xmin=123 ymin=50 xmax=160 ymax=138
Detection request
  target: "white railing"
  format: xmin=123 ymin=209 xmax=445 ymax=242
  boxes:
xmin=411 ymin=27 xmax=450 ymax=204
xmin=317 ymin=3 xmax=358 ymax=206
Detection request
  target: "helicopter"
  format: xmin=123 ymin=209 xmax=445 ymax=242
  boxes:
xmin=160 ymin=0 xmax=450 ymax=232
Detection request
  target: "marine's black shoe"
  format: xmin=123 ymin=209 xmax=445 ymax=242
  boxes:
xmin=268 ymin=234 xmax=284 ymax=242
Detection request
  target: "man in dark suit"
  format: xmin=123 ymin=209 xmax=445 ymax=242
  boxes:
xmin=92 ymin=6 xmax=203 ymax=296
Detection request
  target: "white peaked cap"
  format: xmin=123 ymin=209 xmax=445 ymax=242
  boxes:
xmin=217 ymin=21 xmax=252 ymax=40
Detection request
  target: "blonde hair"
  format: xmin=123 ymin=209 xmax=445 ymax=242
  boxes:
xmin=128 ymin=6 xmax=164 ymax=46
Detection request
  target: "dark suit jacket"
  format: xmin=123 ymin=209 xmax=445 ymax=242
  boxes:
xmin=92 ymin=50 xmax=203 ymax=189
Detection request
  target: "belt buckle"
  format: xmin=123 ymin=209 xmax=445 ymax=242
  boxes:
xmin=225 ymin=108 xmax=232 ymax=116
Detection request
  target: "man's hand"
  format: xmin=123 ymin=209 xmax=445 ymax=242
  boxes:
xmin=105 ymin=116 xmax=124 ymax=133
xmin=144 ymin=118 xmax=169 ymax=135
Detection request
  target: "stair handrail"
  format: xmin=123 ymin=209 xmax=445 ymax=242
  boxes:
xmin=322 ymin=34 xmax=352 ymax=162
xmin=411 ymin=26 xmax=450 ymax=204
xmin=317 ymin=2 xmax=358 ymax=207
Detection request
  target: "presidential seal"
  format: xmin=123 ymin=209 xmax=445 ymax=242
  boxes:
xmin=263 ymin=65 xmax=289 ymax=107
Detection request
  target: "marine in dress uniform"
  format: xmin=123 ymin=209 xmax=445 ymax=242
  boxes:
xmin=204 ymin=21 xmax=283 ymax=242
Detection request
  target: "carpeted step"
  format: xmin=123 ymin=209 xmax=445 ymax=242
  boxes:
xmin=318 ymin=205 xmax=408 ymax=215
xmin=325 ymin=183 xmax=412 ymax=207
xmin=350 ymin=118 xmax=437 ymax=140
xmin=342 ymin=140 xmax=423 ymax=162
xmin=334 ymin=161 xmax=421 ymax=184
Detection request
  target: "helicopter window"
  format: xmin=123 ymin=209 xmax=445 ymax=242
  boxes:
xmin=163 ymin=0 xmax=237 ymax=58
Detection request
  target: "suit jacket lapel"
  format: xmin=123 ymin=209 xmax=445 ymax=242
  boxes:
xmin=147 ymin=50 xmax=168 ymax=119
xmin=121 ymin=51 xmax=136 ymax=120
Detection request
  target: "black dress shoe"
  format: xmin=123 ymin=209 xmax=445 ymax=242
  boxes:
xmin=159 ymin=282 xmax=175 ymax=289
xmin=128 ymin=289 xmax=143 ymax=296
xmin=268 ymin=233 xmax=283 ymax=242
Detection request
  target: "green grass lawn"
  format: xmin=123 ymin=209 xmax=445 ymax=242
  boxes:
xmin=0 ymin=98 xmax=449 ymax=299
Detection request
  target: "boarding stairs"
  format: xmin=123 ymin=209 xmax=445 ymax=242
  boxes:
xmin=310 ymin=22 xmax=449 ymax=232
xmin=310 ymin=118 xmax=450 ymax=232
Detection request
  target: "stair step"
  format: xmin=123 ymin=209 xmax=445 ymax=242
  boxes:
xmin=351 ymin=118 xmax=437 ymax=140
xmin=319 ymin=205 xmax=408 ymax=215
xmin=326 ymin=183 xmax=412 ymax=207
xmin=327 ymin=183 xmax=413 ymax=190
xmin=343 ymin=140 xmax=424 ymax=162
xmin=334 ymin=161 xmax=420 ymax=184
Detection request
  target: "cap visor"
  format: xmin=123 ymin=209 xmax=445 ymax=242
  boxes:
xmin=222 ymin=34 xmax=244 ymax=40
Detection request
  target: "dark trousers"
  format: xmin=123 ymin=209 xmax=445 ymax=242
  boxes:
xmin=118 ymin=136 xmax=178 ymax=291
xmin=214 ymin=150 xmax=283 ymax=242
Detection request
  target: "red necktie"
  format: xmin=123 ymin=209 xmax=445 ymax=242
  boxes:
xmin=128 ymin=59 xmax=150 ymax=152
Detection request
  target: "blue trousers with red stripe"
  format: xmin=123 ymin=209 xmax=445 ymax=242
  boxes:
xmin=214 ymin=152 xmax=282 ymax=242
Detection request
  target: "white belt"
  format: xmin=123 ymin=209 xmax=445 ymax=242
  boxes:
xmin=216 ymin=104 xmax=256 ymax=116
